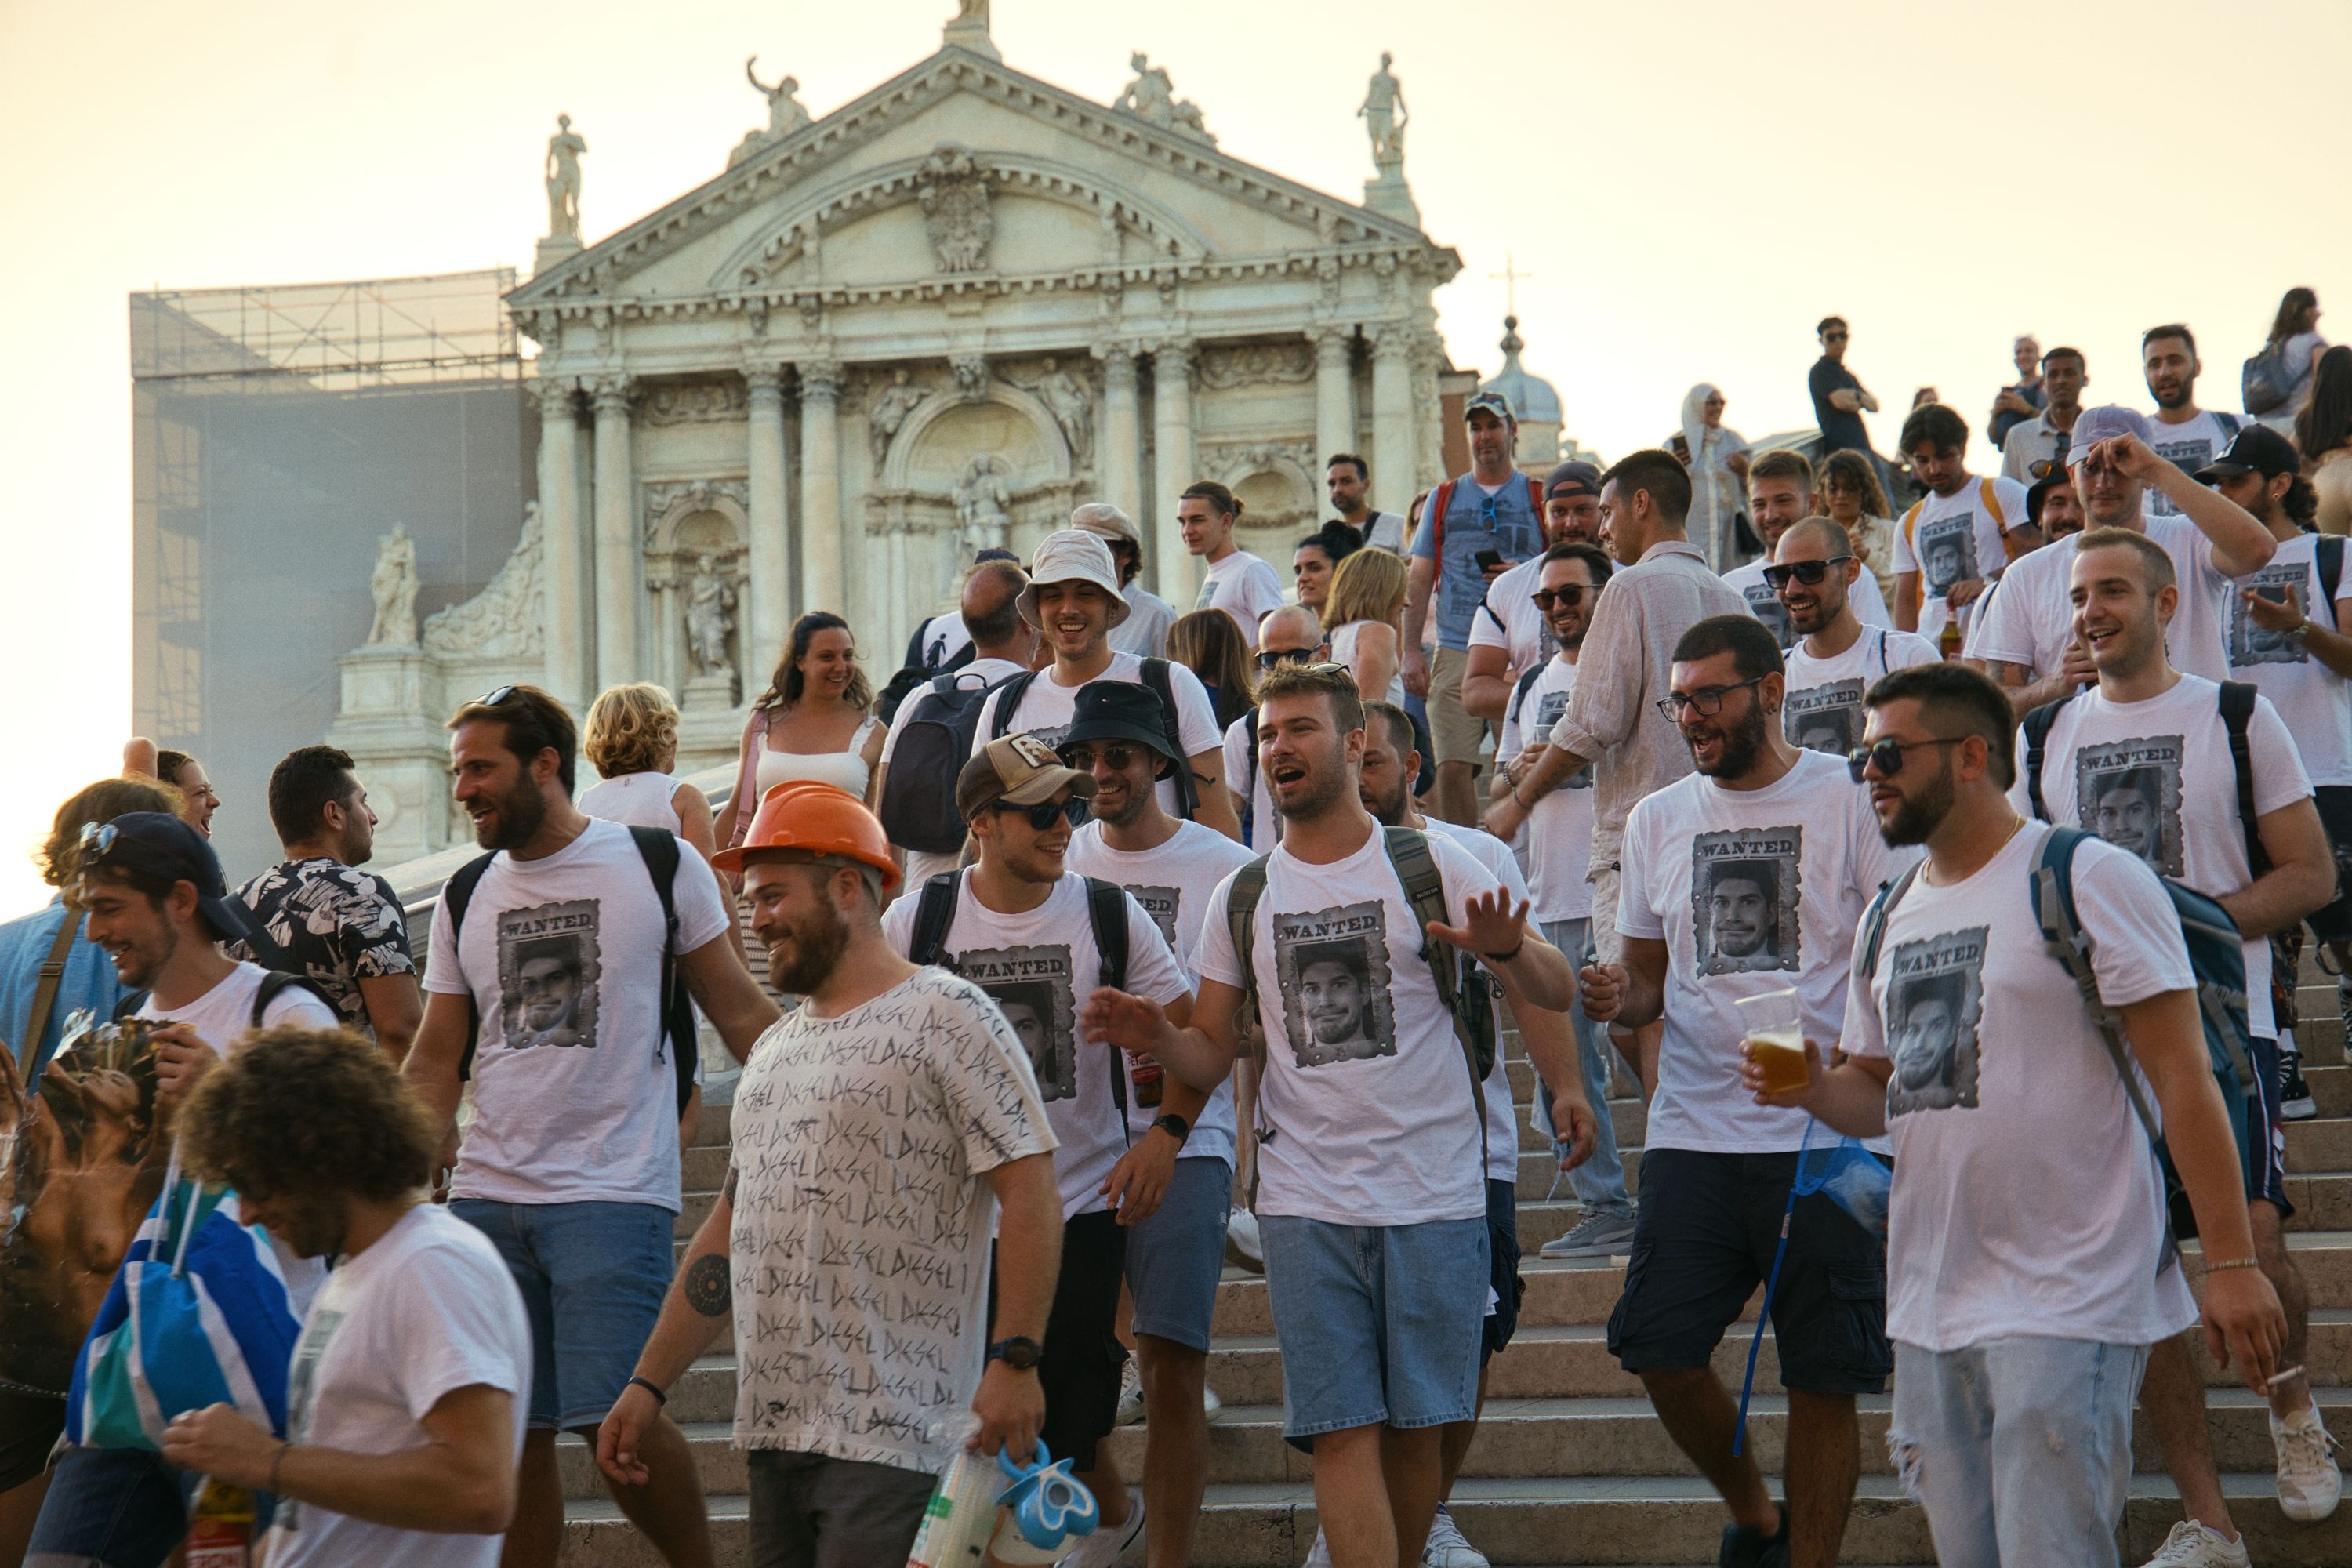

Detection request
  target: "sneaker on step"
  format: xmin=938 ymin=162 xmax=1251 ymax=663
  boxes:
xmin=2280 ymin=1048 xmax=2319 ymax=1120
xmin=1421 ymin=1503 xmax=1489 ymax=1568
xmin=1716 ymin=1508 xmax=1788 ymax=1568
xmin=1113 ymin=1358 xmax=1144 ymax=1426
xmin=2140 ymin=1519 xmax=2251 ymax=1567
xmin=1303 ymin=1529 xmax=1333 ymax=1568
xmin=1226 ymin=1209 xmax=1265 ymax=1273
xmin=1539 ymin=1209 xmax=1636 ymax=1259
xmin=2274 ymin=1406 xmax=2343 ymax=1521
xmin=1066 ymin=1486 xmax=1146 ymax=1568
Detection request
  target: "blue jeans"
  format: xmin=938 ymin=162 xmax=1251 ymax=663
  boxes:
xmin=1541 ymin=918 xmax=1631 ymax=1220
xmin=1887 ymin=1337 xmax=2151 ymax=1568
xmin=27 ymin=1444 xmax=216 ymax=1568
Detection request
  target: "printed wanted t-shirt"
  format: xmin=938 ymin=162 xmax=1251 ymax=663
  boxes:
xmin=1497 ymin=656 xmax=1594 ymax=922
xmin=1892 ymin=477 xmax=2027 ymax=646
xmin=2227 ymin=532 xmax=2352 ymax=786
xmin=1618 ymin=747 xmax=1918 ymax=1153
xmin=1722 ymin=559 xmax=1891 ymax=652
xmin=266 ymin=1205 xmax=531 ymax=1568
xmin=2009 ymin=673 xmax=2310 ymax=1037
xmin=425 ymin=818 xmax=732 ymax=1211
xmin=1783 ymin=627 xmax=1943 ymax=758
xmin=1846 ymin=820 xmax=2199 ymax=1350
xmin=1066 ymin=818 xmax=1258 ymax=1163
xmin=1195 ymin=550 xmax=1288 ymax=652
xmin=880 ymin=872 xmax=1190 ymax=1218
xmin=1192 ymin=824 xmax=1506 ymax=1225
xmin=2145 ymin=411 xmax=2245 ymax=518
xmin=974 ymin=652 xmax=1225 ymax=818
xmin=1423 ymin=817 xmax=1534 ymax=1183
xmin=726 ymin=968 xmax=1055 ymax=1472
xmin=1964 ymin=517 xmax=2234 ymax=683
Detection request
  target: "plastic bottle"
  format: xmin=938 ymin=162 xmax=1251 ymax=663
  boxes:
xmin=905 ymin=1414 xmax=999 ymax=1568
xmin=1127 ymin=1053 xmax=1164 ymax=1108
xmin=186 ymin=1478 xmax=255 ymax=1568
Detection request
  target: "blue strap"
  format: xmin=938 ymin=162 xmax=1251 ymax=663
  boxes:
xmin=1734 ymin=1121 xmax=1813 ymax=1457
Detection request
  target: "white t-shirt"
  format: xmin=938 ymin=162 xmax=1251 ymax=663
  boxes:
xmin=974 ymin=652 xmax=1225 ymax=819
xmin=2009 ymin=674 xmax=2310 ymax=1037
xmin=1469 ymin=557 xmax=1555 ymax=674
xmin=2226 ymin=532 xmax=2352 ymax=786
xmin=1618 ymin=748 xmax=1918 ymax=1153
xmin=1221 ymin=710 xmax=1279 ymax=853
xmin=424 ymin=818 xmax=731 ymax=1211
xmin=1066 ymin=818 xmax=1258 ymax=1164
xmin=727 ymin=968 xmax=1055 ymax=1472
xmin=1496 ymin=655 xmax=1594 ymax=922
xmin=1893 ymin=477 xmax=2028 ymax=646
xmin=1422 ymin=817 xmax=1532 ymax=1183
xmin=1722 ymin=559 xmax=1890 ymax=652
xmin=264 ymin=1206 xmax=532 ymax=1568
xmin=911 ymin=613 xmax=975 ymax=670
xmin=1965 ymin=517 xmax=2235 ymax=683
xmin=1359 ymin=512 xmax=1408 ymax=554
xmin=880 ymin=872 xmax=1191 ymax=1218
xmin=1783 ymin=626 xmax=1944 ymax=758
xmin=1192 ymin=824 xmax=1505 ymax=1225
xmin=2146 ymin=410 xmax=2246 ymax=519
xmin=1110 ymin=584 xmax=1178 ymax=659
xmin=577 ymin=772 xmax=684 ymax=835
xmin=1195 ymin=550 xmax=1287 ymax=652
xmin=1846 ymin=820 xmax=2200 ymax=1351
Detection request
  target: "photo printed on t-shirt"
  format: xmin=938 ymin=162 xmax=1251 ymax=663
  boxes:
xmin=1742 ymin=580 xmax=1795 ymax=649
xmin=1691 ymin=829 xmax=1802 ymax=976
xmin=1917 ymin=512 xmax=1979 ymax=594
xmin=963 ymin=945 xmax=1076 ymax=1102
xmin=1784 ymin=678 xmax=1864 ymax=757
xmin=1122 ymin=885 xmax=1181 ymax=949
xmin=2149 ymin=434 xmax=2216 ymax=517
xmin=1526 ymin=689 xmax=1592 ymax=787
xmin=1884 ymin=927 xmax=1987 ymax=1115
xmin=2230 ymin=565 xmax=2310 ymax=667
xmin=275 ymin=1303 xmax=345 ymax=1537
xmin=1273 ymin=900 xmax=1397 ymax=1067
xmin=2072 ymin=735 xmax=2185 ymax=877
xmin=497 ymin=898 xmax=601 ymax=1049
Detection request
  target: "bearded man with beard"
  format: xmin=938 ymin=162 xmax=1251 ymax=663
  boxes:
xmin=1578 ymin=615 xmax=1915 ymax=1568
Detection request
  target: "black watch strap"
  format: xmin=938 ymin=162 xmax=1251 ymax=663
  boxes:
xmin=1150 ymin=1112 xmax=1191 ymax=1143
xmin=987 ymin=1334 xmax=1043 ymax=1370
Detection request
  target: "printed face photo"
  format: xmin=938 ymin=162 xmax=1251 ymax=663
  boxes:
xmin=991 ymin=982 xmax=1054 ymax=1070
xmin=2072 ymin=739 xmax=2185 ymax=878
xmin=963 ymin=943 xmax=1079 ymax=1101
xmin=517 ymin=946 xmax=583 ymax=1032
xmin=1690 ymin=833 xmax=1802 ymax=977
xmin=496 ymin=898 xmax=602 ymax=1051
xmin=1272 ymin=900 xmax=1398 ymax=1069
xmin=2091 ymin=770 xmax=2160 ymax=862
xmin=1882 ymin=931 xmax=1987 ymax=1117
xmin=1893 ymin=985 xmax=1959 ymax=1094
xmin=1926 ymin=535 xmax=1965 ymax=590
xmin=1298 ymin=946 xmax=1370 ymax=1047
xmin=1710 ymin=875 xmax=1771 ymax=959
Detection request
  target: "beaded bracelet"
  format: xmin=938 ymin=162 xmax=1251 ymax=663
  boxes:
xmin=2203 ymin=1256 xmax=2261 ymax=1272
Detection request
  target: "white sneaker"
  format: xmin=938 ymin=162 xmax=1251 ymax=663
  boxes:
xmin=1538 ymin=1209 xmax=1635 ymax=1259
xmin=1302 ymin=1530 xmax=1333 ymax=1568
xmin=1113 ymin=1358 xmax=1144 ymax=1426
xmin=2139 ymin=1519 xmax=2251 ymax=1567
xmin=1226 ymin=1209 xmax=1265 ymax=1273
xmin=2273 ymin=1405 xmax=2344 ymax=1522
xmin=1066 ymin=1486 xmax=1147 ymax=1567
xmin=1203 ymin=1381 xmax=1221 ymax=1417
xmin=1421 ymin=1503 xmax=1489 ymax=1568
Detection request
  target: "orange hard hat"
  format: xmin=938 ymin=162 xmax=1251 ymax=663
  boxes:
xmin=711 ymin=779 xmax=901 ymax=891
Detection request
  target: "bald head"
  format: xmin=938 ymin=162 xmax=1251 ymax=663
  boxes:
xmin=1259 ymin=604 xmax=1323 ymax=656
xmin=963 ymin=561 xmax=1033 ymax=655
xmin=1777 ymin=517 xmax=1852 ymax=561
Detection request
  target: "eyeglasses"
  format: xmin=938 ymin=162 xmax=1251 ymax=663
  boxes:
xmin=1059 ymin=743 xmax=1147 ymax=773
xmin=1761 ymin=555 xmax=1853 ymax=590
xmin=1845 ymin=736 xmax=1965 ymax=783
xmin=1822 ymin=332 xmax=1849 ymax=343
xmin=77 ymin=822 xmax=121 ymax=862
xmin=1531 ymin=585 xmax=1595 ymax=610
xmin=474 ymin=684 xmax=518 ymax=708
xmin=1257 ymin=646 xmax=1319 ymax=671
xmin=1655 ymin=675 xmax=1765 ymax=722
xmin=992 ymin=796 xmax=1089 ymax=831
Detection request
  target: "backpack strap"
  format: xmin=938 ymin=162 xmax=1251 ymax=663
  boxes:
xmin=2020 ymin=692 xmax=2074 ymax=824
xmin=1978 ymin=476 xmax=2007 ymax=531
xmin=1873 ymin=626 xmax=1890 ymax=680
xmin=1083 ymin=877 xmax=1134 ymax=1134
xmin=908 ymin=872 xmax=962 ymax=970
xmin=2213 ymin=411 xmax=2243 ymax=439
xmin=1509 ymin=662 xmax=1545 ymax=728
xmin=1425 ymin=479 xmax=1457 ymax=581
xmin=988 ymin=670 xmax=1040 ymax=742
xmin=2318 ymin=535 xmax=2345 ymax=631
xmin=249 ymin=968 xmax=335 ymax=1030
xmin=1853 ymin=862 xmax=1925 ymax=988
xmin=1224 ymin=854 xmax=1274 ymax=1195
xmin=1380 ymin=826 xmax=1491 ymax=1170
xmin=20 ymin=907 xmax=84 ymax=1075
xmin=112 ymin=989 xmax=151 ymax=1023
xmin=441 ymin=851 xmax=498 ymax=1083
xmin=1140 ymin=658 xmax=1200 ymax=820
xmin=2217 ymin=681 xmax=2272 ymax=878
xmin=625 ymin=825 xmax=699 ymax=1116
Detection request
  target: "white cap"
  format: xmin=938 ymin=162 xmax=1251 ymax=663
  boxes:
xmin=1018 ymin=529 xmax=1131 ymax=629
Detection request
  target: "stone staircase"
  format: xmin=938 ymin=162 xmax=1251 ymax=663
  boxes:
xmin=557 ymin=964 xmax=2352 ymax=1566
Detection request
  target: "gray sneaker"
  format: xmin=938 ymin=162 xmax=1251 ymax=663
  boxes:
xmin=1540 ymin=1209 xmax=1636 ymax=1259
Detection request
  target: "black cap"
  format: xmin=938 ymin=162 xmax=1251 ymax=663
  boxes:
xmin=1061 ymin=681 xmax=1178 ymax=770
xmin=974 ymin=546 xmax=1021 ymax=564
xmin=82 ymin=811 xmax=252 ymax=942
xmin=2026 ymin=471 xmax=2065 ymax=528
xmin=1544 ymin=460 xmax=1602 ymax=500
xmin=2197 ymin=424 xmax=2300 ymax=483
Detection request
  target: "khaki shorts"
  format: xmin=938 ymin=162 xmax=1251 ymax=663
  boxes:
xmin=1588 ymin=859 xmax=1623 ymax=964
xmin=1429 ymin=646 xmax=1490 ymax=767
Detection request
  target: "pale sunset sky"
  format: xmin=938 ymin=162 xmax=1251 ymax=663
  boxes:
xmin=0 ymin=0 xmax=2346 ymax=916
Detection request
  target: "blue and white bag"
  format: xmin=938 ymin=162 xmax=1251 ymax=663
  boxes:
xmin=64 ymin=1152 xmax=300 ymax=1450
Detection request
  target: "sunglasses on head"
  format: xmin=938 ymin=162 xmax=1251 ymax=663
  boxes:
xmin=992 ymin=795 xmax=1089 ymax=831
xmin=474 ymin=684 xmax=518 ymax=708
xmin=1531 ymin=585 xmax=1594 ymax=610
xmin=1257 ymin=645 xmax=1319 ymax=671
xmin=1845 ymin=736 xmax=1965 ymax=784
xmin=1761 ymin=554 xmax=1853 ymax=590
xmin=1059 ymin=742 xmax=1149 ymax=773
xmin=77 ymin=822 xmax=121 ymax=863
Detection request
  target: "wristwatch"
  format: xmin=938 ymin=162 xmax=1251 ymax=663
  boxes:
xmin=1150 ymin=1112 xmax=1191 ymax=1144
xmin=987 ymin=1335 xmax=1043 ymax=1370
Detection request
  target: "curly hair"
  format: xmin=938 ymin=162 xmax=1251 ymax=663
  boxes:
xmin=176 ymin=1026 xmax=437 ymax=1203
xmin=38 ymin=776 xmax=183 ymax=889
xmin=584 ymin=683 xmax=681 ymax=778
xmin=1818 ymin=448 xmax=1892 ymax=519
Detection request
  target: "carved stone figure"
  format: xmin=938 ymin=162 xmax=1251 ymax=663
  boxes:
xmin=365 ymin=524 xmax=419 ymax=646
xmin=952 ymin=354 xmax=990 ymax=403
xmin=1116 ymin=53 xmax=1215 ymax=145
xmin=869 ymin=368 xmax=927 ymax=464
xmin=424 ymin=503 xmax=546 ymax=659
xmin=544 ymin=115 xmax=586 ymax=239
xmin=1035 ymin=358 xmax=1091 ymax=463
xmin=1359 ymin=52 xmax=1409 ymax=171
xmin=917 ymin=144 xmax=993 ymax=272
xmin=747 ymin=57 xmax=810 ymax=137
xmin=953 ymin=455 xmax=1013 ymax=552
xmin=684 ymin=554 xmax=737 ymax=676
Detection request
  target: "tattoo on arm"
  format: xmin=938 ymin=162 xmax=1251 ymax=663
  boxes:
xmin=684 ymin=1254 xmax=731 ymax=1318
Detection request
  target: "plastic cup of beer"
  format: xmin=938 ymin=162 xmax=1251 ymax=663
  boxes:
xmin=1735 ymin=988 xmax=1809 ymax=1095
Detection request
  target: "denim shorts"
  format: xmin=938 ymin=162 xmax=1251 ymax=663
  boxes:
xmin=24 ymin=1443 xmax=273 ymax=1568
xmin=1123 ymin=1156 xmax=1232 ymax=1353
xmin=450 ymin=1198 xmax=671 ymax=1430
xmin=1261 ymin=1214 xmax=1487 ymax=1445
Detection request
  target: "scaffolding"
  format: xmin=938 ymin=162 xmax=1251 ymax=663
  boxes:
xmin=131 ymin=269 xmax=521 ymax=392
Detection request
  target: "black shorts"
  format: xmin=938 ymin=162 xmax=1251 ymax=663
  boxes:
xmin=2307 ymin=785 xmax=2352 ymax=943
xmin=2243 ymin=1036 xmax=2292 ymax=1217
xmin=1482 ymin=1178 xmax=1524 ymax=1361
xmin=989 ymin=1210 xmax=1127 ymax=1472
xmin=0 ymin=1388 xmax=64 ymax=1493
xmin=1606 ymin=1148 xmax=1891 ymax=1396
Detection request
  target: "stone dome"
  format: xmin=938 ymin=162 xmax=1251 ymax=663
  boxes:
xmin=1479 ymin=315 xmax=1561 ymax=426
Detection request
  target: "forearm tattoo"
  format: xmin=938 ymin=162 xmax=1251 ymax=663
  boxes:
xmin=684 ymin=1253 xmax=731 ymax=1317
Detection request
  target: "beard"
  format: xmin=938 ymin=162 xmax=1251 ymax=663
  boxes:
xmin=1276 ymin=759 xmax=1353 ymax=823
xmin=1360 ymin=775 xmax=1410 ymax=827
xmin=767 ymin=898 xmax=854 ymax=994
xmin=1693 ymin=701 xmax=1769 ymax=779
xmin=1880 ymin=762 xmax=1957 ymax=847
xmin=475 ymin=777 xmax=548 ymax=851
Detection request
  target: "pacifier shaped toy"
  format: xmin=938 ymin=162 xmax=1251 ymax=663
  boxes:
xmin=987 ymin=1440 xmax=1099 ymax=1564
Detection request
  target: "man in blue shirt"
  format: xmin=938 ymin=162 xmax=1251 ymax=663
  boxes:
xmin=1403 ymin=390 xmax=1545 ymax=825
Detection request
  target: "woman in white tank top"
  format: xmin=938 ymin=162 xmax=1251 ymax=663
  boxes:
xmin=718 ymin=612 xmax=885 ymax=853
xmin=1323 ymin=546 xmax=1409 ymax=706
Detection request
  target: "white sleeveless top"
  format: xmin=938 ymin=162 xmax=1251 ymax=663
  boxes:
xmin=1330 ymin=619 xmax=1406 ymax=706
xmin=753 ymin=715 xmax=881 ymax=802
xmin=577 ymin=771 xmax=685 ymax=834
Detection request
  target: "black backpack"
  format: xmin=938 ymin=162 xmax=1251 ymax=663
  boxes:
xmin=879 ymin=667 xmax=1018 ymax=855
xmin=989 ymin=660 xmax=1200 ymax=820
xmin=441 ymin=824 xmax=698 ymax=1116
xmin=877 ymin=637 xmax=977 ymax=724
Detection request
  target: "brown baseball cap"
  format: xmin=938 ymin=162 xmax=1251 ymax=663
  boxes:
xmin=956 ymin=733 xmax=1098 ymax=822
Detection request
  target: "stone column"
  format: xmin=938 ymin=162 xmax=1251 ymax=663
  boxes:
xmin=1097 ymin=346 xmax=1142 ymax=522
xmin=590 ymin=375 xmax=639 ymax=687
xmin=743 ymin=365 xmax=789 ymax=678
xmin=797 ymin=360 xmax=845 ymax=617
xmin=1312 ymin=327 xmax=1356 ymax=475
xmin=1370 ymin=328 xmax=1417 ymax=517
xmin=533 ymin=376 xmax=590 ymax=709
xmin=1151 ymin=340 xmax=1196 ymax=602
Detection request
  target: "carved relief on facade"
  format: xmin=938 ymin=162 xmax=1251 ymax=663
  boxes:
xmin=1197 ymin=341 xmax=1316 ymax=390
xmin=917 ymin=143 xmax=994 ymax=273
xmin=423 ymin=503 xmax=546 ymax=659
xmin=641 ymin=377 xmax=751 ymax=426
xmin=1200 ymin=439 xmax=1318 ymax=532
xmin=642 ymin=480 xmax=751 ymax=706
xmin=866 ymin=367 xmax=932 ymax=466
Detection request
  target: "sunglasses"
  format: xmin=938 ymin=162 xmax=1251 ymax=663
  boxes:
xmin=1258 ymin=646 xmax=1319 ymax=671
xmin=1531 ymin=585 xmax=1595 ymax=610
xmin=1845 ymin=736 xmax=1965 ymax=784
xmin=1655 ymin=674 xmax=1764 ymax=722
xmin=1059 ymin=743 xmax=1148 ymax=773
xmin=1761 ymin=555 xmax=1853 ymax=590
xmin=474 ymin=684 xmax=518 ymax=708
xmin=78 ymin=822 xmax=121 ymax=862
xmin=992 ymin=796 xmax=1089 ymax=831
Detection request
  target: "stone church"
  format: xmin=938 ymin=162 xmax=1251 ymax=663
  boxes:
xmin=330 ymin=11 xmax=1465 ymax=862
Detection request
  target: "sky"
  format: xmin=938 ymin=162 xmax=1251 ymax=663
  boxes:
xmin=1 ymin=0 xmax=2347 ymax=919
